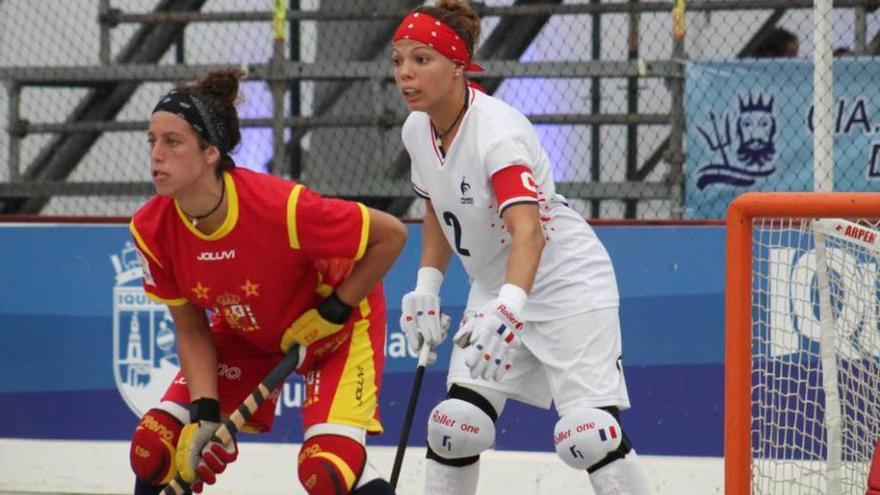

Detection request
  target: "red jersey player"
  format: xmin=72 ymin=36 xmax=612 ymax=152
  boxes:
xmin=127 ymin=68 xmax=406 ymax=495
xmin=392 ymin=1 xmax=650 ymax=494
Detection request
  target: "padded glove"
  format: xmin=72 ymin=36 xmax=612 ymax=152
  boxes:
xmin=281 ymin=292 xmax=353 ymax=353
xmin=400 ymin=267 xmax=445 ymax=364
xmin=176 ymin=399 xmax=220 ymax=485
xmin=453 ymin=284 xmax=527 ymax=381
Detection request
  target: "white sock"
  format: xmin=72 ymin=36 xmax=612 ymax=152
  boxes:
xmin=588 ymin=450 xmax=653 ymax=495
xmin=355 ymin=459 xmax=381 ymax=488
xmin=424 ymin=458 xmax=480 ymax=495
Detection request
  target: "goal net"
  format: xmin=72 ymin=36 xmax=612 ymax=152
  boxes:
xmin=726 ymin=192 xmax=880 ymax=495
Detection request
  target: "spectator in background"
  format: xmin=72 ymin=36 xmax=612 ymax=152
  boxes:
xmin=834 ymin=46 xmax=855 ymax=57
xmin=755 ymin=27 xmax=799 ymax=58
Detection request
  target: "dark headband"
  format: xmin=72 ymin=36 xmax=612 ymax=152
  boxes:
xmin=152 ymin=90 xmax=233 ymax=153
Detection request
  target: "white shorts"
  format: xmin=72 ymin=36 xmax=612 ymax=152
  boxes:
xmin=447 ymin=306 xmax=631 ymax=416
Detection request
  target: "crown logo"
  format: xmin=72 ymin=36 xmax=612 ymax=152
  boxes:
xmin=739 ymin=92 xmax=774 ymax=113
xmin=216 ymin=292 xmax=241 ymax=306
xmin=111 ymin=241 xmax=145 ymax=286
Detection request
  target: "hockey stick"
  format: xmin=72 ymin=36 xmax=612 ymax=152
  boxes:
xmin=162 ymin=344 xmax=302 ymax=495
xmin=389 ymin=342 xmax=432 ymax=489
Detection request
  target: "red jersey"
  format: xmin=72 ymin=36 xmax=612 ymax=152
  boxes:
xmin=130 ymin=168 xmax=370 ymax=353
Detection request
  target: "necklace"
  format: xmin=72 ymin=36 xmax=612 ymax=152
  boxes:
xmin=184 ymin=180 xmax=225 ymax=227
xmin=432 ymin=92 xmax=469 ymax=153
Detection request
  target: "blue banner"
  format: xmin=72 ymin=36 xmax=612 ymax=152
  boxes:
xmin=0 ymin=223 xmax=725 ymax=456
xmin=685 ymin=58 xmax=880 ymax=219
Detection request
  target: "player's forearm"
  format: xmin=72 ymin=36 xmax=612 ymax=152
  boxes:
xmin=335 ymin=209 xmax=407 ymax=306
xmin=504 ymin=221 xmax=544 ymax=293
xmin=420 ymin=201 xmax=453 ymax=272
xmin=420 ymin=228 xmax=453 ymax=273
xmin=170 ymin=303 xmax=219 ymax=401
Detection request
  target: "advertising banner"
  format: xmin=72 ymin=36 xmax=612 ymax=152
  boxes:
xmin=686 ymin=59 xmax=880 ymax=219
xmin=0 ymin=223 xmax=725 ymax=456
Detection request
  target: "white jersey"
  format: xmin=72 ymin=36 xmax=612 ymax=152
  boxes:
xmin=403 ymin=88 xmax=619 ymax=320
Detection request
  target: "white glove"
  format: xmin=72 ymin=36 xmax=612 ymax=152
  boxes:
xmin=400 ymin=267 xmax=446 ymax=363
xmin=453 ymin=284 xmax=528 ymax=381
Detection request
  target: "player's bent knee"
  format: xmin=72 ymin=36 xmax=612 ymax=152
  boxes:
xmin=130 ymin=408 xmax=184 ymax=485
xmin=298 ymin=434 xmax=367 ymax=495
xmin=553 ymin=408 xmax=631 ymax=472
xmin=426 ymin=397 xmax=496 ymax=465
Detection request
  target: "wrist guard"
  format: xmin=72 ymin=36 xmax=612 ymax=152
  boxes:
xmin=317 ymin=292 xmax=354 ymax=324
xmin=189 ymin=398 xmax=221 ymax=423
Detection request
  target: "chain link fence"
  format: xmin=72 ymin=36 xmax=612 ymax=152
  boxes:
xmin=1 ymin=1 xmax=878 ymax=219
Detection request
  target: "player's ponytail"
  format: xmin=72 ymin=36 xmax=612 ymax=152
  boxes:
xmin=416 ymin=0 xmax=481 ymax=55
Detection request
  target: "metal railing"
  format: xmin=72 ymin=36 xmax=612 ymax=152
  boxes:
xmin=2 ymin=0 xmax=878 ymax=218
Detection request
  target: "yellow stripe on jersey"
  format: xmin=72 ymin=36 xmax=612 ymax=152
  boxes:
xmin=311 ymin=452 xmax=358 ymax=489
xmin=129 ymin=220 xmax=163 ymax=269
xmin=174 ymin=172 xmax=239 ymax=240
xmin=316 ymin=283 xmax=333 ymax=298
xmin=358 ymin=297 xmax=371 ymax=318
xmin=145 ymin=291 xmax=187 ymax=307
xmin=327 ymin=314 xmax=381 ymax=433
xmin=286 ymin=184 xmax=305 ymax=249
xmin=354 ymin=203 xmax=369 ymax=260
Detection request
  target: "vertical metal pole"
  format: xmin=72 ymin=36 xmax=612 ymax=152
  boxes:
xmin=589 ymin=0 xmax=601 ymax=218
xmin=271 ymin=0 xmax=288 ymax=176
xmin=175 ymin=31 xmax=186 ymax=64
xmin=7 ymin=82 xmax=21 ymax=183
xmin=813 ymin=0 xmax=834 ymax=192
xmin=666 ymin=0 xmax=686 ymax=219
xmin=854 ymin=7 xmax=866 ymax=54
xmin=371 ymin=77 xmax=385 ymax=193
xmin=99 ymin=0 xmax=111 ymax=64
xmin=288 ymin=0 xmax=302 ymax=179
xmin=624 ymin=0 xmax=640 ymax=219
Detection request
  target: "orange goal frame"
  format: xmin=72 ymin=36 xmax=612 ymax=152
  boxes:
xmin=725 ymin=191 xmax=880 ymax=495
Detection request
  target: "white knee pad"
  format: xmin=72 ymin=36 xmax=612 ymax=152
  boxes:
xmin=427 ymin=398 xmax=495 ymax=460
xmin=554 ymin=408 xmax=623 ymax=470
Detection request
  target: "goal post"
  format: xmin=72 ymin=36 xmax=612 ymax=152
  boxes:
xmin=726 ymin=192 xmax=880 ymax=495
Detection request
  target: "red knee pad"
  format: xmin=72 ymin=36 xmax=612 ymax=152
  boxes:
xmin=130 ymin=408 xmax=183 ymax=485
xmin=298 ymin=435 xmax=367 ymax=495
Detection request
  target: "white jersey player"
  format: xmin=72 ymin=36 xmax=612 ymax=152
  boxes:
xmin=392 ymin=1 xmax=652 ymax=495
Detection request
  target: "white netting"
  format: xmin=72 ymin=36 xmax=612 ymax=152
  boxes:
xmin=751 ymin=217 xmax=880 ymax=495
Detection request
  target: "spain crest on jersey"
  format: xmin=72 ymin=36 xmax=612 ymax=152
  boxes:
xmin=111 ymin=241 xmax=180 ymax=417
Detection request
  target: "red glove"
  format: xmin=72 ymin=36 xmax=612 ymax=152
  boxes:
xmin=194 ymin=436 xmax=238 ymax=491
xmin=175 ymin=398 xmax=239 ymax=493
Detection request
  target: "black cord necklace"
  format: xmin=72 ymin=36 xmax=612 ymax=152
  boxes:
xmin=432 ymin=90 xmax=469 ymax=155
xmin=184 ymin=180 xmax=225 ymax=227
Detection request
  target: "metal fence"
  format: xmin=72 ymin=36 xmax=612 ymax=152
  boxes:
xmin=1 ymin=1 xmax=878 ymax=219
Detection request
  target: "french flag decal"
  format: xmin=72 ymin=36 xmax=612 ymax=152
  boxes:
xmin=598 ymin=425 xmax=618 ymax=442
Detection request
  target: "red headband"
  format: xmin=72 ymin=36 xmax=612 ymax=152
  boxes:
xmin=392 ymin=12 xmax=484 ymax=72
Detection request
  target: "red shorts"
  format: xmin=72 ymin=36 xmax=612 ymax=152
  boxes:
xmin=161 ymin=287 xmax=387 ymax=434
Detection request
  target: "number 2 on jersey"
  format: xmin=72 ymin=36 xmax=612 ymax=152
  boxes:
xmin=442 ymin=211 xmax=470 ymax=256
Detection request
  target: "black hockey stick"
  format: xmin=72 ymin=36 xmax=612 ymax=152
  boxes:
xmin=389 ymin=342 xmax=432 ymax=489
xmin=390 ymin=315 xmax=451 ymax=488
xmin=162 ymin=344 xmax=301 ymax=495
